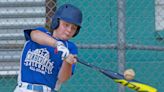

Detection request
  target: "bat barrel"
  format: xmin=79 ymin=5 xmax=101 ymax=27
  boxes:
xmin=77 ymin=58 xmax=157 ymax=92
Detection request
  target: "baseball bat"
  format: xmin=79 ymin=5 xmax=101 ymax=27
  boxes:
xmin=77 ymin=58 xmax=157 ymax=92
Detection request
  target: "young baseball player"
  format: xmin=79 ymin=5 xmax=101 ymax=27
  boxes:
xmin=14 ymin=4 xmax=82 ymax=92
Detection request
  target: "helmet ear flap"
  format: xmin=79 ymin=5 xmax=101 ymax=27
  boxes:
xmin=50 ymin=16 xmax=59 ymax=33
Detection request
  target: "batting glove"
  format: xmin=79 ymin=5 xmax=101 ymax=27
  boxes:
xmin=55 ymin=41 xmax=69 ymax=60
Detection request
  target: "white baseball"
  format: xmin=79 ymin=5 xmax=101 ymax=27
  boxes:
xmin=123 ymin=69 xmax=135 ymax=80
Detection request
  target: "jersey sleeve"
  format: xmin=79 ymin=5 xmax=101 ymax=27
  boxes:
xmin=24 ymin=26 xmax=51 ymax=41
xmin=68 ymin=41 xmax=78 ymax=55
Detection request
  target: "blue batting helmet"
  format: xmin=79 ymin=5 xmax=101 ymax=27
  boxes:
xmin=50 ymin=4 xmax=83 ymax=37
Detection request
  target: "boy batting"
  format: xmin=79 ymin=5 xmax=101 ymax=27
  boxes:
xmin=14 ymin=4 xmax=83 ymax=92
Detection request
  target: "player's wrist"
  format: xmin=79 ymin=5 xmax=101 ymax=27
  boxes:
xmin=53 ymin=41 xmax=64 ymax=48
xmin=64 ymin=59 xmax=73 ymax=64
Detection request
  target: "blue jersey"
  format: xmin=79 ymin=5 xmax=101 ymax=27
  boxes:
xmin=19 ymin=27 xmax=77 ymax=89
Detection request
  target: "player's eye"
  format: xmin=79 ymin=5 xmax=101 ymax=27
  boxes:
xmin=71 ymin=25 xmax=78 ymax=31
xmin=62 ymin=22 xmax=69 ymax=27
xmin=61 ymin=20 xmax=78 ymax=30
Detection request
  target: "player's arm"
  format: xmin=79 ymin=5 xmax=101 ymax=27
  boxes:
xmin=30 ymin=30 xmax=57 ymax=47
xmin=30 ymin=30 xmax=70 ymax=59
xmin=58 ymin=54 xmax=77 ymax=81
xmin=55 ymin=54 xmax=77 ymax=91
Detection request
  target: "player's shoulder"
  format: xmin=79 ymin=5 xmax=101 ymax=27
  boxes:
xmin=33 ymin=26 xmax=51 ymax=35
xmin=67 ymin=41 xmax=77 ymax=47
xmin=66 ymin=40 xmax=78 ymax=54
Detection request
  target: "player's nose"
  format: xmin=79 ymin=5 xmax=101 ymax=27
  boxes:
xmin=65 ymin=27 xmax=73 ymax=34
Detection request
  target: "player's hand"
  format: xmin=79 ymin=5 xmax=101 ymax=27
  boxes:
xmin=55 ymin=41 xmax=69 ymax=60
xmin=64 ymin=54 xmax=77 ymax=64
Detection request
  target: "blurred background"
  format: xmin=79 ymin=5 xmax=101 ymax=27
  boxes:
xmin=0 ymin=0 xmax=163 ymax=92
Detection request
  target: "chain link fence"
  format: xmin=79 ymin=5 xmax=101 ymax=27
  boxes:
xmin=0 ymin=0 xmax=164 ymax=92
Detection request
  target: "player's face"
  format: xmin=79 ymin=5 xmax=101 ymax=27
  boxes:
xmin=54 ymin=20 xmax=78 ymax=40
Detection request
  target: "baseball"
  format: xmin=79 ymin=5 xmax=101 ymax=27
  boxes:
xmin=123 ymin=69 xmax=135 ymax=80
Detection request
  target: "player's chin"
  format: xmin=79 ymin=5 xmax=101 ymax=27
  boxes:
xmin=63 ymin=35 xmax=73 ymax=40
